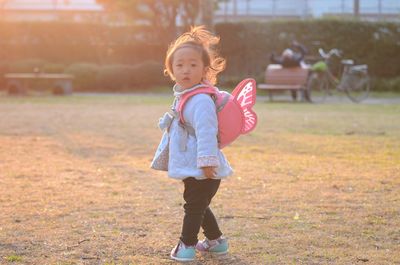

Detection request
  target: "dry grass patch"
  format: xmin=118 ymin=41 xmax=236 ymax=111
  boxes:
xmin=0 ymin=94 xmax=399 ymax=264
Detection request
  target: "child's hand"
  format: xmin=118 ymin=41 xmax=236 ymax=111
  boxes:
xmin=202 ymin=166 xmax=216 ymax=179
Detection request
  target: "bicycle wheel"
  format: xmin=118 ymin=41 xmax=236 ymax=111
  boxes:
xmin=344 ymin=74 xmax=370 ymax=103
xmin=306 ymin=73 xmax=328 ymax=103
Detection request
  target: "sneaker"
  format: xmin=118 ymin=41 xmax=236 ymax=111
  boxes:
xmin=170 ymin=240 xmax=196 ymax=262
xmin=196 ymin=236 xmax=228 ymax=255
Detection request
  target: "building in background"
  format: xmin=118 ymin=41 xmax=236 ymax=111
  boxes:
xmin=214 ymin=0 xmax=400 ymax=22
xmin=0 ymin=0 xmax=399 ymax=24
xmin=0 ymin=0 xmax=104 ymax=22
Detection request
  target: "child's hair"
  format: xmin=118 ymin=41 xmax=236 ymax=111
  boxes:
xmin=164 ymin=25 xmax=226 ymax=85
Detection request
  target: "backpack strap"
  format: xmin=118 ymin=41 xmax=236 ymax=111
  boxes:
xmin=177 ymin=86 xmax=217 ymax=124
xmin=175 ymin=86 xmax=217 ymax=152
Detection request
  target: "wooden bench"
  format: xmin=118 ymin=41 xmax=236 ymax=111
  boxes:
xmin=4 ymin=73 xmax=74 ymax=95
xmin=257 ymin=64 xmax=309 ymax=101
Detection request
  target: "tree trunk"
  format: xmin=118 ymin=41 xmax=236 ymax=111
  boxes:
xmin=201 ymin=0 xmax=213 ymax=29
xmin=354 ymin=0 xmax=360 ymax=18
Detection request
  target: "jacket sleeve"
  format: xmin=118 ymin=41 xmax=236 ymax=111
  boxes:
xmin=183 ymin=94 xmax=220 ymax=168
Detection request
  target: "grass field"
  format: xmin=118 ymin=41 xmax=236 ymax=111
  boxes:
xmin=0 ymin=93 xmax=399 ymax=265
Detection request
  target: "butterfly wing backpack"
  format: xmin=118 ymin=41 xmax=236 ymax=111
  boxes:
xmin=151 ymin=78 xmax=258 ymax=171
xmin=178 ymin=78 xmax=258 ymax=148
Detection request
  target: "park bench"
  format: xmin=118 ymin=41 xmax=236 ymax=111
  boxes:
xmin=4 ymin=73 xmax=74 ymax=95
xmin=257 ymin=64 xmax=310 ymax=101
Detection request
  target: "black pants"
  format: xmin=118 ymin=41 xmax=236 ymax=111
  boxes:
xmin=180 ymin=177 xmax=222 ymax=246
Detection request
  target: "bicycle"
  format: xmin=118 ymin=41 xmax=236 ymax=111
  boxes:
xmin=305 ymin=48 xmax=370 ymax=103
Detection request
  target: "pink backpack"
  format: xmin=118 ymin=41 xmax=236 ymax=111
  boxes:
xmin=177 ymin=78 xmax=258 ymax=149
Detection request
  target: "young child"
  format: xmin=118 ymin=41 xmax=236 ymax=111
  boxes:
xmin=155 ymin=26 xmax=233 ymax=262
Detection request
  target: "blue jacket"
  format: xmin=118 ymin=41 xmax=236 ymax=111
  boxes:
xmin=156 ymin=90 xmax=233 ymax=180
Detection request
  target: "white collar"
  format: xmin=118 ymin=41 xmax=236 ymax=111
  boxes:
xmin=173 ymin=83 xmax=209 ymax=98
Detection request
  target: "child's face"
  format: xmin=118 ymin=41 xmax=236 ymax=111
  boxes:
xmin=171 ymin=47 xmax=207 ymax=89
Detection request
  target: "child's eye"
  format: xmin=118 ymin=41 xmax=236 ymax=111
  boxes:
xmin=191 ymin=64 xmax=197 ymax=67
xmin=176 ymin=64 xmax=183 ymax=67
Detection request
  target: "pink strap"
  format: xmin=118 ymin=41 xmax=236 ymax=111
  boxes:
xmin=177 ymin=87 xmax=217 ymax=124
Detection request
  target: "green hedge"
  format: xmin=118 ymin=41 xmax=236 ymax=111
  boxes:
xmin=0 ymin=60 xmax=169 ymax=92
xmin=0 ymin=22 xmax=165 ymax=64
xmin=372 ymin=77 xmax=400 ymax=92
xmin=0 ymin=22 xmax=170 ymax=91
xmin=215 ymin=20 xmax=400 ymax=82
xmin=0 ymin=62 xmax=8 ymax=90
xmin=1 ymin=20 xmax=399 ymax=92
xmin=64 ymin=63 xmax=100 ymax=91
xmin=7 ymin=58 xmax=47 ymax=72
xmin=64 ymin=61 xmax=169 ymax=91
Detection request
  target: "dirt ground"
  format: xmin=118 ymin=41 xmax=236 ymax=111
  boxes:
xmin=0 ymin=94 xmax=399 ymax=265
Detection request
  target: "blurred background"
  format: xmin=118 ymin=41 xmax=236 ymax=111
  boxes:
xmin=0 ymin=0 xmax=399 ymax=93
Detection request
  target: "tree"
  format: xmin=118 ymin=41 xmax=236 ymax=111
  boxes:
xmin=0 ymin=0 xmax=10 ymax=21
xmin=354 ymin=0 xmax=360 ymax=18
xmin=96 ymin=0 xmax=205 ymax=43
xmin=200 ymin=0 xmax=215 ymax=28
xmin=180 ymin=0 xmax=200 ymax=30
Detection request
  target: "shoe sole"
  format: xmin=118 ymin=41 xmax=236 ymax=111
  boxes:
xmin=198 ymin=250 xmax=228 ymax=255
xmin=170 ymin=254 xmax=195 ymax=262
